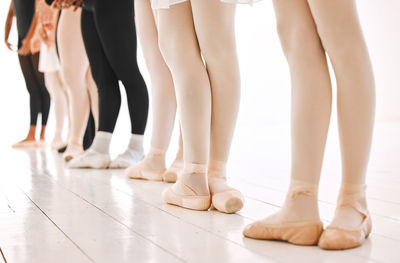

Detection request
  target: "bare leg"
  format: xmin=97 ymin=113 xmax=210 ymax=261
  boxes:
xmin=158 ymin=2 xmax=212 ymax=210
xmin=244 ymin=0 xmax=332 ymax=245
xmin=58 ymin=7 xmax=91 ymax=161
xmin=44 ymin=71 xmax=68 ymax=148
xmin=308 ymin=0 xmax=375 ymax=249
xmin=244 ymin=0 xmax=375 ymax=249
xmin=125 ymin=0 xmax=178 ymax=177
xmin=190 ymin=0 xmax=243 ymax=213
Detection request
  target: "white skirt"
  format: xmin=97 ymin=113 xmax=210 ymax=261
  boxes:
xmin=152 ymin=0 xmax=260 ymax=10
xmin=39 ymin=43 xmax=61 ymax=73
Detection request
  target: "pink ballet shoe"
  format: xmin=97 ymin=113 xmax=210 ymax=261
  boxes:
xmin=126 ymin=161 xmax=165 ymax=181
xmin=319 ymin=184 xmax=372 ymax=250
xmin=162 ymin=180 xmax=211 ymax=211
xmin=243 ymin=221 xmax=323 ymax=246
xmin=162 ymin=166 xmax=180 ymax=183
xmin=212 ymin=189 xmax=244 ymax=214
xmin=318 ymin=216 xmax=371 ymax=250
xmin=208 ymin=177 xmax=244 ymax=214
xmin=243 ymin=179 xmax=323 ymax=245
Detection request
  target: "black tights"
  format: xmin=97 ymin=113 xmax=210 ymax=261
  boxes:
xmin=81 ymin=0 xmax=149 ymax=135
xmin=18 ymin=53 xmax=51 ymax=126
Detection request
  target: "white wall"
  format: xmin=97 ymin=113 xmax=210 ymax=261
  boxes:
xmin=0 ymin=0 xmax=399 ymax=152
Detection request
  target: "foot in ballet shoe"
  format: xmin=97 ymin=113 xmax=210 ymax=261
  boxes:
xmin=243 ymin=220 xmax=323 ymax=246
xmin=67 ymin=149 xmax=111 ymax=169
xmin=162 ymin=181 xmax=211 ymax=211
xmin=207 ymin=160 xmax=244 ymax=213
xmin=319 ymin=184 xmax=372 ymax=250
xmin=126 ymin=160 xmax=165 ymax=181
xmin=63 ymin=144 xmax=84 ymax=162
xmin=162 ymin=164 xmax=211 ymax=211
xmin=109 ymin=149 xmax=144 ymax=169
xmin=209 ymin=177 xmax=244 ymax=214
xmin=162 ymin=159 xmax=183 ymax=183
xmin=162 ymin=168 xmax=179 ymax=183
xmin=12 ymin=139 xmax=38 ymax=148
xmin=126 ymin=148 xmax=167 ymax=181
xmin=243 ymin=180 xmax=322 ymax=245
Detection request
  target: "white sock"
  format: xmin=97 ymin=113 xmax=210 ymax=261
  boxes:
xmin=109 ymin=134 xmax=144 ymax=168
xmin=91 ymin=131 xmax=112 ymax=154
xmin=128 ymin=134 xmax=144 ymax=152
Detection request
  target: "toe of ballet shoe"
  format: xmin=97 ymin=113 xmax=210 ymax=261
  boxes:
xmin=162 ymin=187 xmax=211 ymax=211
xmin=67 ymin=155 xmax=110 ymax=169
xmin=162 ymin=170 xmax=178 ymax=183
xmin=109 ymin=160 xmax=130 ymax=169
xmin=212 ymin=190 xmax=244 ymax=214
xmin=125 ymin=166 xmax=163 ymax=181
xmin=318 ymin=217 xmax=372 ymax=250
xmin=243 ymin=221 xmax=323 ymax=246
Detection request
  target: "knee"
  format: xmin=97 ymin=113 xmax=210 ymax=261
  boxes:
xmin=158 ymin=33 xmax=178 ymax=68
xmin=315 ymin=23 xmax=366 ymax=61
xmin=198 ymin=30 xmax=236 ymax=66
xmin=276 ymin=19 xmax=320 ymax=56
xmin=158 ymin=32 xmax=198 ymax=71
xmin=61 ymin=67 xmax=84 ymax=88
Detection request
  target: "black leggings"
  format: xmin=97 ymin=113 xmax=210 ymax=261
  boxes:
xmin=81 ymin=0 xmax=149 ymax=134
xmin=13 ymin=0 xmax=35 ymax=48
xmin=18 ymin=53 xmax=51 ymax=126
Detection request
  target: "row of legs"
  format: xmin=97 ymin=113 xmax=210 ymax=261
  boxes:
xmin=18 ymin=0 xmax=375 ymax=250
xmin=129 ymin=0 xmax=375 ymax=250
xmin=14 ymin=7 xmax=98 ymax=157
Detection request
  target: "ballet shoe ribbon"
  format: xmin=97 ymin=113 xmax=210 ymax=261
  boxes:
xmin=184 ymin=163 xmax=207 ymax=174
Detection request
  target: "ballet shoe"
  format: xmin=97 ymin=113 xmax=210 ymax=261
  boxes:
xmin=162 ymin=166 xmax=180 ymax=183
xmin=12 ymin=140 xmax=38 ymax=148
xmin=243 ymin=179 xmax=323 ymax=245
xmin=63 ymin=144 xmax=84 ymax=162
xmin=126 ymin=161 xmax=165 ymax=181
xmin=109 ymin=149 xmax=144 ymax=169
xmin=162 ymin=181 xmax=211 ymax=211
xmin=208 ymin=177 xmax=244 ymax=214
xmin=212 ymin=189 xmax=244 ymax=214
xmin=67 ymin=149 xmax=111 ymax=169
xmin=318 ymin=216 xmax=371 ymax=250
xmin=243 ymin=220 xmax=323 ymax=246
xmin=319 ymin=184 xmax=372 ymax=250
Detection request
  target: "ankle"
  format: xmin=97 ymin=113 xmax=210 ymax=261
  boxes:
xmin=129 ymin=134 xmax=144 ymax=152
xmin=278 ymin=180 xmax=320 ymax=222
xmin=145 ymin=148 xmax=166 ymax=170
xmin=91 ymin=131 xmax=112 ymax=154
xmin=208 ymin=159 xmax=227 ymax=180
xmin=181 ymin=163 xmax=209 ymax=195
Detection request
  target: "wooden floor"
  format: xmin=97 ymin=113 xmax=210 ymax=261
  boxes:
xmin=0 ymin=122 xmax=399 ymax=263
